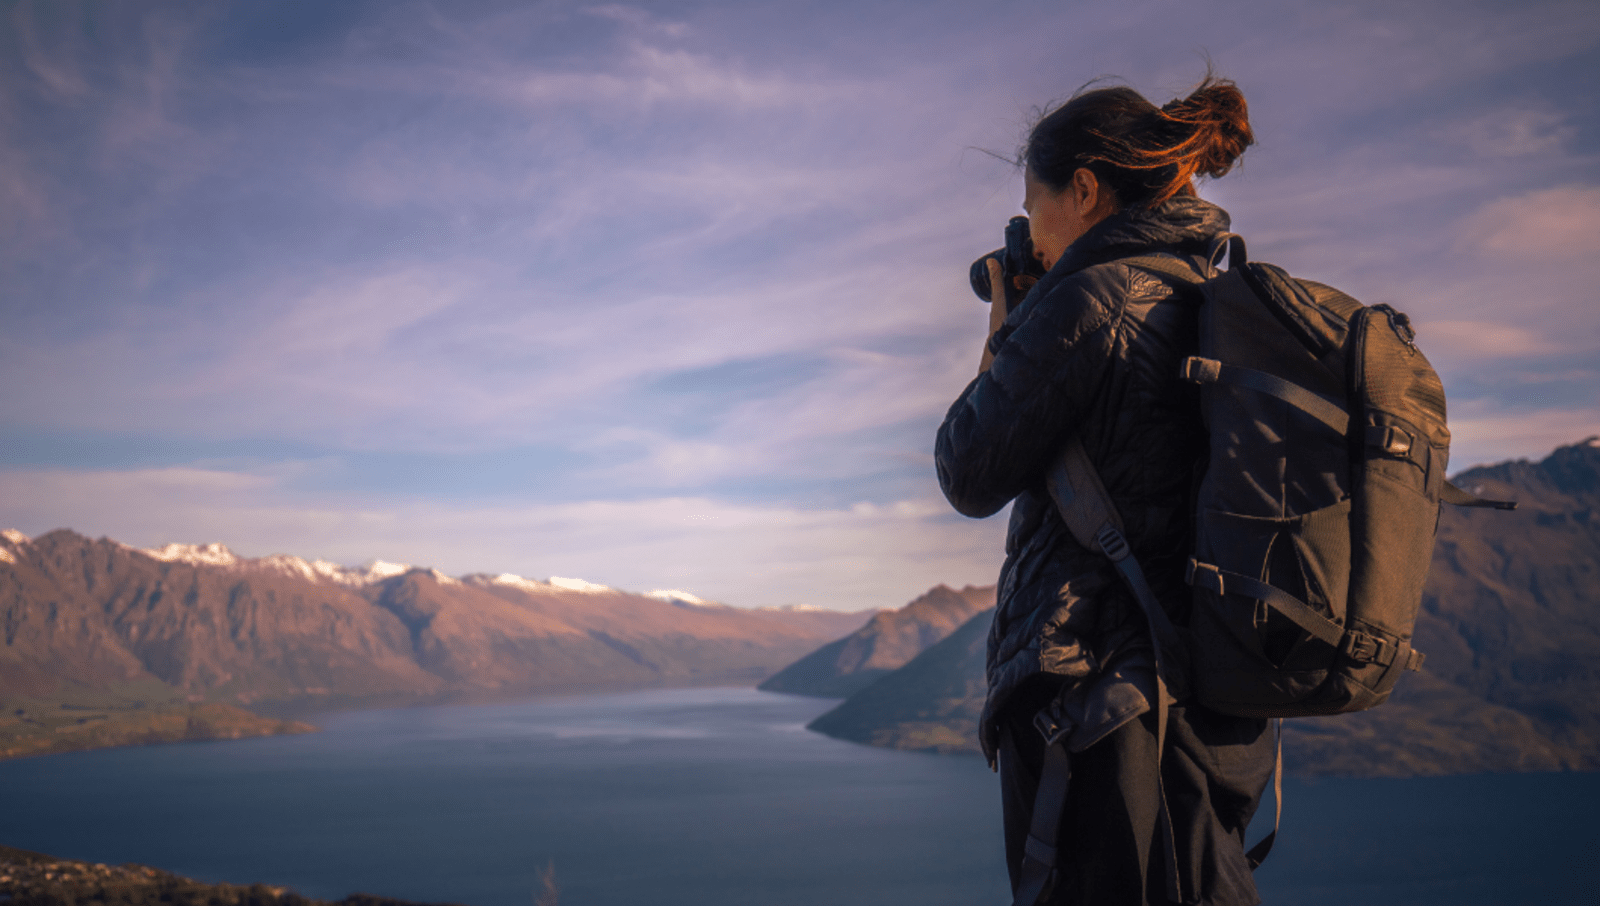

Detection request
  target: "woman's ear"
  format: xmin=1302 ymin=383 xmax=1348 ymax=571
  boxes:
xmin=1071 ymin=167 xmax=1102 ymax=217
xmin=1072 ymin=167 xmax=1118 ymax=222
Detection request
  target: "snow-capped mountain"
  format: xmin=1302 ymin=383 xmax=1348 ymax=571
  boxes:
xmin=0 ymin=530 xmax=870 ymax=716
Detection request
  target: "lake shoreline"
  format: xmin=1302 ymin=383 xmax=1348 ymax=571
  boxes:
xmin=0 ymin=702 xmax=316 ymax=763
xmin=0 ymin=678 xmax=813 ymax=763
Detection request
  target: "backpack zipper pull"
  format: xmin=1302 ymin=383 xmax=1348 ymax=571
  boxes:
xmin=1373 ymin=304 xmax=1417 ymax=354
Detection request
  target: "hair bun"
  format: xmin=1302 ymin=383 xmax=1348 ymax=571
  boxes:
xmin=1161 ymin=79 xmax=1254 ymax=179
xmin=1023 ymin=75 xmax=1255 ymax=207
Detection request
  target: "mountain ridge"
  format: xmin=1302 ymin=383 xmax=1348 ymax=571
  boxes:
xmin=758 ymin=582 xmax=994 ymax=698
xmin=0 ymin=530 xmax=870 ymax=758
xmin=795 ymin=438 xmax=1600 ymax=777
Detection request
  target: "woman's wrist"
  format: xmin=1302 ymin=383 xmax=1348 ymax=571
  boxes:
xmin=978 ymin=259 xmax=1009 ymax=373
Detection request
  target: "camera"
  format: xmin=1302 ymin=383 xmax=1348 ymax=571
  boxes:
xmin=969 ymin=216 xmax=1047 ymax=303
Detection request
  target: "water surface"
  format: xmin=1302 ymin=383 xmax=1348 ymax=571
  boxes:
xmin=0 ymin=688 xmax=1590 ymax=905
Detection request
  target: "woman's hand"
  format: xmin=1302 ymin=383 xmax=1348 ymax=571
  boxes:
xmin=978 ymin=260 xmax=1037 ymax=374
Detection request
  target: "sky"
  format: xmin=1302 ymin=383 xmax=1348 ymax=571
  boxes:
xmin=1 ymin=0 xmax=1597 ymax=611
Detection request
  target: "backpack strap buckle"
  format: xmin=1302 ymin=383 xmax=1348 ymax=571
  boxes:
xmin=1032 ymin=703 xmax=1071 ymax=747
xmin=1364 ymin=425 xmax=1413 ymax=456
xmin=1186 ymin=558 xmax=1222 ymax=593
xmin=1341 ymin=630 xmax=1422 ymax=668
xmin=1341 ymin=630 xmax=1387 ymax=664
xmin=1179 ymin=356 xmax=1222 ymax=384
xmin=1094 ymin=524 xmax=1131 ymax=562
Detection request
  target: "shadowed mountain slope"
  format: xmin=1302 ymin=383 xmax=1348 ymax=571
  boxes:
xmin=806 ymin=607 xmax=992 ymax=754
xmin=1285 ymin=436 xmax=1600 ymax=775
xmin=798 ymin=439 xmax=1600 ymax=776
xmin=758 ymin=583 xmax=993 ymax=698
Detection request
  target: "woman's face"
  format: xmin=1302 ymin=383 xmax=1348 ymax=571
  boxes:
xmin=1023 ymin=166 xmax=1115 ymax=271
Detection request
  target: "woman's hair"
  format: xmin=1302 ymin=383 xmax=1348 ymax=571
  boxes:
xmin=1023 ymin=76 xmax=1254 ymax=208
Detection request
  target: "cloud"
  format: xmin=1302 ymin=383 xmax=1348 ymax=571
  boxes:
xmin=9 ymin=2 xmax=94 ymax=99
xmin=1444 ymin=401 xmax=1600 ymax=471
xmin=581 ymin=4 xmax=692 ymax=40
xmin=1416 ymin=320 xmax=1560 ymax=359
xmin=0 ymin=144 xmax=57 ymax=246
xmin=3 ymin=0 xmax=1597 ymax=606
xmin=249 ymin=267 xmax=476 ymax=361
xmin=1460 ymin=185 xmax=1600 ymax=261
xmin=304 ymin=3 xmax=848 ymax=117
xmin=0 ymin=464 xmax=1008 ymax=610
xmin=504 ymin=41 xmax=824 ymax=109
xmin=1442 ymin=105 xmax=1577 ymax=159
xmin=1192 ymin=0 xmax=1600 ymax=123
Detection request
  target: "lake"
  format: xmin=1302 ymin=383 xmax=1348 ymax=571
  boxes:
xmin=0 ymin=688 xmax=1591 ymax=906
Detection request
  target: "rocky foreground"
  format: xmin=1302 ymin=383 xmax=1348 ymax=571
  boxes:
xmin=0 ymin=845 xmax=469 ymax=906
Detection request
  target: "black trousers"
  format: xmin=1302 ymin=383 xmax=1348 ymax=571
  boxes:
xmin=999 ymin=679 xmax=1275 ymax=906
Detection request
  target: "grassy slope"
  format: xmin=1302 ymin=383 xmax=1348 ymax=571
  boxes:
xmin=0 ymin=679 xmax=314 ymax=761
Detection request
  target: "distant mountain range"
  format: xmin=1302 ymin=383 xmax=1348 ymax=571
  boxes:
xmin=0 ymin=530 xmax=867 ymax=759
xmin=11 ymin=438 xmax=1595 ymax=775
xmin=790 ymin=438 xmax=1600 ymax=777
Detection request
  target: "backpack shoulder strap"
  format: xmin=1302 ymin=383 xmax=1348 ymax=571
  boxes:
xmin=1010 ymin=738 xmax=1071 ymax=906
xmin=1045 ymin=439 xmax=1186 ymax=669
xmin=1035 ymin=437 xmax=1186 ymax=903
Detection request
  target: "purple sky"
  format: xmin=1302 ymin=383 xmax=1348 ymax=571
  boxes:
xmin=2 ymin=0 xmax=1597 ymax=610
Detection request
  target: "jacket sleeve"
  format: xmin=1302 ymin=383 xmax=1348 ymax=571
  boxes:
xmin=935 ymin=268 xmax=1126 ymax=518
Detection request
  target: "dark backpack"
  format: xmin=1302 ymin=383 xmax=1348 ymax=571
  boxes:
xmin=1115 ymin=234 xmax=1513 ymax=718
xmin=1015 ymin=235 xmax=1515 ymax=905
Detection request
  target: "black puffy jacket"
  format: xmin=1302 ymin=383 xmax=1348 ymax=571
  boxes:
xmin=936 ymin=196 xmax=1230 ymax=754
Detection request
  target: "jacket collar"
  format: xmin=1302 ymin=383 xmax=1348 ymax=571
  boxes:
xmin=1050 ymin=195 xmax=1231 ymax=279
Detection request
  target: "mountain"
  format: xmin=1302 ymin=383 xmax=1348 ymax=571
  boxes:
xmin=0 ymin=529 xmax=869 ymax=758
xmin=806 ymin=607 xmax=992 ymax=753
xmin=797 ymin=439 xmax=1600 ymax=776
xmin=758 ymin=583 xmax=994 ymax=698
xmin=1285 ymin=436 xmax=1600 ymax=775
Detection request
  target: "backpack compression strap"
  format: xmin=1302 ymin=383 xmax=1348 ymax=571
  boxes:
xmin=1178 ymin=357 xmax=1348 ymax=434
xmin=1186 ymin=559 xmax=1427 ymax=678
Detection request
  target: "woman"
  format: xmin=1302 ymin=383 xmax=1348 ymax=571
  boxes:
xmin=935 ymin=78 xmax=1277 ymax=905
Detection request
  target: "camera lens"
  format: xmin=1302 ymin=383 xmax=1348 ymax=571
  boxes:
xmin=970 ymin=250 xmax=1004 ymax=302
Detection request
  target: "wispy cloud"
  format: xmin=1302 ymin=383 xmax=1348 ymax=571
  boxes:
xmin=1460 ymin=185 xmax=1600 ymax=261
xmin=1417 ymin=321 xmax=1562 ymax=359
xmin=0 ymin=465 xmax=1007 ymax=610
xmin=1443 ymin=403 xmax=1600 ymax=470
xmin=9 ymin=2 xmax=94 ymax=99
xmin=1441 ymin=105 xmax=1577 ymax=159
xmin=2 ymin=0 xmax=1596 ymax=609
